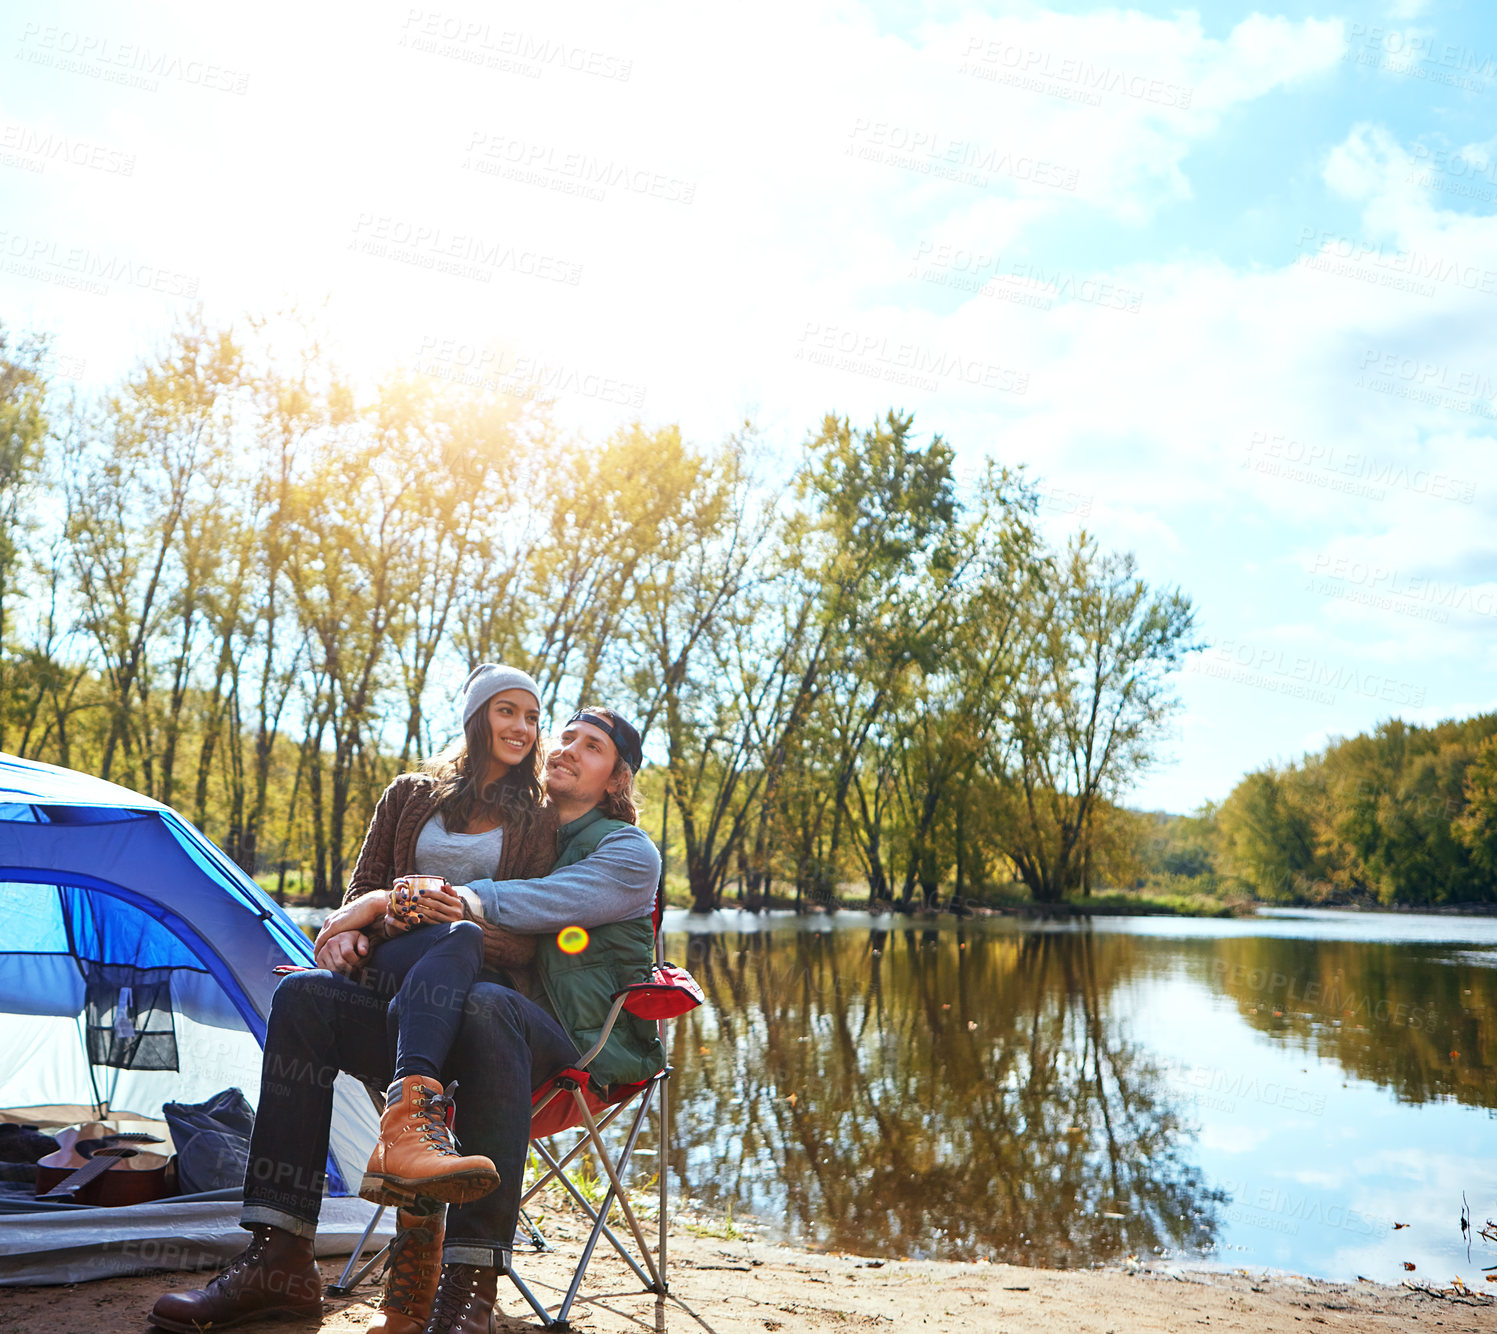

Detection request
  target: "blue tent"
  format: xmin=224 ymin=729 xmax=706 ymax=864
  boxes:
xmin=0 ymin=753 xmax=386 ymax=1284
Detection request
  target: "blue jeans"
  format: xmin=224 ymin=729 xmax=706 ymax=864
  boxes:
xmin=240 ymin=969 xmax=580 ymax=1270
xmin=363 ymin=920 xmax=486 ymax=1081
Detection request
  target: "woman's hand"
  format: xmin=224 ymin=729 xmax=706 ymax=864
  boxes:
xmin=414 ymin=884 xmax=467 ymax=925
xmin=314 ymin=928 xmax=369 ymax=975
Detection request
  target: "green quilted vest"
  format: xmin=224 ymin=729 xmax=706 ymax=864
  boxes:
xmin=537 ymin=809 xmax=666 ymax=1088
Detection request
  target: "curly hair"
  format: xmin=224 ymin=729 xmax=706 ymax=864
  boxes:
xmin=423 ymin=707 xmax=545 ymax=836
xmin=599 ymin=754 xmax=641 ymax=825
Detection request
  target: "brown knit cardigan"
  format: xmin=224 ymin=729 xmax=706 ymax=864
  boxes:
xmin=341 ymin=772 xmax=559 ymax=973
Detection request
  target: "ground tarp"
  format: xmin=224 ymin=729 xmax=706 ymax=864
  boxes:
xmin=0 ymin=1195 xmax=394 ymax=1285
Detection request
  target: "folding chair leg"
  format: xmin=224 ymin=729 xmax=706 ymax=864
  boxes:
xmin=552 ymin=1086 xmax=664 ymax=1327
xmin=658 ymin=1068 xmax=670 ymax=1294
xmin=576 ymin=1093 xmax=662 ymax=1290
xmin=534 ymin=1115 xmax=655 ymax=1288
xmin=520 ymin=1097 xmax=635 ymax=1207
xmin=327 ymin=1202 xmax=389 ymax=1295
xmin=506 ymin=1264 xmax=560 ymax=1328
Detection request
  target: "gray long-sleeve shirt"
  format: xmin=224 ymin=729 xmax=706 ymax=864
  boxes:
xmin=464 ymin=825 xmax=659 ymax=932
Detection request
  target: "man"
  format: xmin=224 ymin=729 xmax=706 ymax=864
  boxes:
xmin=149 ymin=707 xmax=661 ymax=1334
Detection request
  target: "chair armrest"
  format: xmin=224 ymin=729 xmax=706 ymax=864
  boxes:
xmin=617 ymin=966 xmax=704 ymax=1021
xmin=570 ymin=963 xmax=705 ymax=1070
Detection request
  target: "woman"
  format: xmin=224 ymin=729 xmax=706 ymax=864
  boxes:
xmin=310 ymin=662 xmax=557 ymax=1334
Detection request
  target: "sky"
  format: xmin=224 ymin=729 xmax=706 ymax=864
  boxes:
xmin=2 ymin=0 xmax=1494 ymax=813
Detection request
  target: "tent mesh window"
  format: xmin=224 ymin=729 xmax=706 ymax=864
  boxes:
xmin=83 ymin=963 xmax=179 ymax=1071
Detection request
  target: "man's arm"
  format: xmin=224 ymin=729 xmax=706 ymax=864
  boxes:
xmin=464 ymin=827 xmax=659 ymax=932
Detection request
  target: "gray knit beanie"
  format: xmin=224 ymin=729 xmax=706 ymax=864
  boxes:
xmin=462 ymin=663 xmax=542 ymax=726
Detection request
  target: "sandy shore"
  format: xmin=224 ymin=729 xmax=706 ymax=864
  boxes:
xmin=8 ymin=1229 xmax=1497 ymax=1334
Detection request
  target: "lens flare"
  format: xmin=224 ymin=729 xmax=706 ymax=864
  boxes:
xmin=558 ymin=925 xmax=590 ymax=955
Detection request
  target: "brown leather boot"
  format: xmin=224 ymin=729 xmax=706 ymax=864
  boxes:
xmin=148 ymin=1224 xmax=323 ymax=1331
xmin=361 ymin=1076 xmax=500 ymax=1208
xmin=422 ymin=1263 xmax=499 ymax=1333
xmin=369 ymin=1204 xmax=445 ymax=1334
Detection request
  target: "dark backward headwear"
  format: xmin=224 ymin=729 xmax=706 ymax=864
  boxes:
xmin=568 ymin=708 xmax=643 ymax=773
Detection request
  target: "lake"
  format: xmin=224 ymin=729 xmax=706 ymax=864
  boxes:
xmin=657 ymin=907 xmax=1497 ymax=1286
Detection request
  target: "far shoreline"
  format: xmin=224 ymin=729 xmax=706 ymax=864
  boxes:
xmin=280 ymin=895 xmax=1497 ymax=930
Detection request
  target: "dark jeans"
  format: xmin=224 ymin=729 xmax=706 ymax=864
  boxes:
xmin=241 ymin=967 xmax=580 ymax=1270
xmin=363 ymin=920 xmax=485 ymax=1081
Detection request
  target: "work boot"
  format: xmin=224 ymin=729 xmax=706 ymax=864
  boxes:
xmin=369 ymin=1204 xmax=445 ymax=1334
xmin=361 ymin=1076 xmax=500 ymax=1207
xmin=148 ymin=1224 xmax=323 ymax=1331
xmin=422 ymin=1263 xmax=499 ymax=1333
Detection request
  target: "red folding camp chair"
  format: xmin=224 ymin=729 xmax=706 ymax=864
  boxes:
xmin=330 ymin=885 xmax=703 ymax=1332
xmin=506 ymin=942 xmax=703 ymax=1328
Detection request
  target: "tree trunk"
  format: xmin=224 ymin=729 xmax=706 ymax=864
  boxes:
xmin=688 ymin=861 xmax=716 ymax=915
xmin=308 ymin=726 xmax=329 ymax=905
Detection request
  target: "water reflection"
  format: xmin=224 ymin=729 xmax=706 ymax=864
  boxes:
xmin=290 ymin=905 xmax=1497 ymax=1278
xmin=1192 ymin=937 xmax=1493 ymax=1107
xmin=665 ymin=926 xmax=1224 ymax=1263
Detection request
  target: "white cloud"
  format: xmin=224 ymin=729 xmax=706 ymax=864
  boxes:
xmin=1 ymin=0 xmax=1491 ymax=813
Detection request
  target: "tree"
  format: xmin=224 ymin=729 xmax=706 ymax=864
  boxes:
xmin=284 ymin=423 xmax=411 ymax=905
xmin=61 ymin=316 xmax=244 ymax=788
xmin=0 ymin=326 xmax=50 ymax=715
xmin=371 ymin=380 xmax=529 ymax=767
xmin=1001 ymin=535 xmax=1197 ymax=903
xmin=877 ymin=465 xmax=1043 ymax=909
xmin=616 ymin=426 xmax=768 ymax=913
xmin=1215 ymin=768 xmax=1320 ymax=900
xmin=1456 ymin=734 xmax=1497 ymax=884
xmin=749 ymin=411 xmax=962 ymax=906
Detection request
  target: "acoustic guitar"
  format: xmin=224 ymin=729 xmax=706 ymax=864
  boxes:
xmin=34 ymin=1124 xmax=171 ymax=1207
